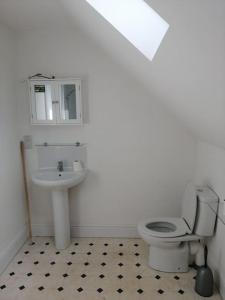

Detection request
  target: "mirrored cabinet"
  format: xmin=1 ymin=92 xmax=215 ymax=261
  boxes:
xmin=29 ymin=79 xmax=82 ymax=125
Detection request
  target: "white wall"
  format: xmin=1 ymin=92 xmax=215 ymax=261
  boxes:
xmin=0 ymin=24 xmax=27 ymax=273
xmin=63 ymin=0 xmax=225 ymax=149
xmin=16 ymin=27 xmax=196 ymax=236
xmin=195 ymin=141 xmax=225 ymax=299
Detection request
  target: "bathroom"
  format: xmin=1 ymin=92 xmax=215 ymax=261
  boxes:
xmin=0 ymin=0 xmax=225 ymax=299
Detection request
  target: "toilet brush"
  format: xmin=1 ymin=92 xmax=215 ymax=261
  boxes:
xmin=195 ymin=246 xmax=214 ymax=297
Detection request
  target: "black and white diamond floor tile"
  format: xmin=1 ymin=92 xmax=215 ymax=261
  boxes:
xmin=0 ymin=237 xmax=221 ymax=300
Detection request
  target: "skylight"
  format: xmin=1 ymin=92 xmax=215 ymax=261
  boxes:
xmin=85 ymin=0 xmax=169 ymax=61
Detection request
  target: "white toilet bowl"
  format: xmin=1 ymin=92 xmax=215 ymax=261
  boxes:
xmin=138 ymin=184 xmax=218 ymax=272
xmin=138 ymin=217 xmax=202 ymax=272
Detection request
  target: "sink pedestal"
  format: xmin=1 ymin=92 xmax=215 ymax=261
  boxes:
xmin=51 ymin=189 xmax=70 ymax=249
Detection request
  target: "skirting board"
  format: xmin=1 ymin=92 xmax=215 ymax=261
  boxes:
xmin=0 ymin=225 xmax=28 ymax=274
xmin=31 ymin=224 xmax=139 ymax=238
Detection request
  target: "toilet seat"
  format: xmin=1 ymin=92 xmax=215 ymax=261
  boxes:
xmin=138 ymin=217 xmax=190 ymax=238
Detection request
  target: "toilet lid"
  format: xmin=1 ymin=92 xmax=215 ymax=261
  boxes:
xmin=139 ymin=217 xmax=190 ymax=238
xmin=181 ymin=182 xmax=197 ymax=234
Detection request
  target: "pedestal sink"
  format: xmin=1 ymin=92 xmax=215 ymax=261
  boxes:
xmin=32 ymin=169 xmax=86 ymax=249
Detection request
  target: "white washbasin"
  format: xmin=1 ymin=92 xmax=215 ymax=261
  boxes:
xmin=32 ymin=169 xmax=86 ymax=189
xmin=31 ymin=168 xmax=87 ymax=250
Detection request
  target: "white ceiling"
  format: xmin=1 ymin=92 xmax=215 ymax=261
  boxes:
xmin=0 ymin=0 xmax=225 ymax=148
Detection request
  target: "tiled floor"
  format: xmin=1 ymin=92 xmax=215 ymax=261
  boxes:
xmin=0 ymin=237 xmax=221 ymax=300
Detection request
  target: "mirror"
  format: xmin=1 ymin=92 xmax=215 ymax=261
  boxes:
xmin=60 ymin=84 xmax=77 ymax=120
xmin=33 ymin=84 xmax=53 ymax=121
xmin=30 ymin=79 xmax=82 ymax=125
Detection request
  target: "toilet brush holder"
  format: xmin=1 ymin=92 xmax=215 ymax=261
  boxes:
xmin=195 ymin=246 xmax=214 ymax=297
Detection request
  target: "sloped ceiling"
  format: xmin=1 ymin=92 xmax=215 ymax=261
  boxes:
xmin=61 ymin=0 xmax=225 ymax=149
xmin=0 ymin=0 xmax=68 ymax=31
xmin=0 ymin=0 xmax=225 ymax=148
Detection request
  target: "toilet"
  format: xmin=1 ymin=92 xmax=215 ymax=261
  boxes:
xmin=138 ymin=183 xmax=218 ymax=272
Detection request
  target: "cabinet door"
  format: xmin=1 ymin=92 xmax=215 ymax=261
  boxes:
xmin=30 ymin=81 xmax=56 ymax=124
xmin=57 ymin=80 xmax=82 ymax=124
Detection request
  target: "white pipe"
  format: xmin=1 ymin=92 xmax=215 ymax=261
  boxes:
xmin=189 ymin=241 xmax=205 ymax=266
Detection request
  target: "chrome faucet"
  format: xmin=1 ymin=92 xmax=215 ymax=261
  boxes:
xmin=57 ymin=161 xmax=64 ymax=172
